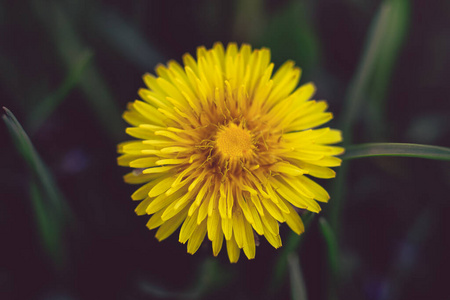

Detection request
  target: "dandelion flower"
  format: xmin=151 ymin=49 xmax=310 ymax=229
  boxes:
xmin=118 ymin=43 xmax=344 ymax=262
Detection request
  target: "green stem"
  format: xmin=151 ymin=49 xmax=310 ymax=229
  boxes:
xmin=342 ymin=143 xmax=450 ymax=161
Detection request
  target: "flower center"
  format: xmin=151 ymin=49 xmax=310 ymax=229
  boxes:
xmin=215 ymin=123 xmax=254 ymax=159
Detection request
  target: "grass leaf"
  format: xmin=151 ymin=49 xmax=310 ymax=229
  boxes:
xmin=340 ymin=0 xmax=410 ymax=143
xmin=29 ymin=181 xmax=65 ymax=267
xmin=341 ymin=143 xmax=450 ymax=161
xmin=367 ymin=0 xmax=410 ymax=139
xmin=287 ymin=253 xmax=308 ymax=300
xmin=331 ymin=0 xmax=411 ymax=235
xmin=260 ymin=0 xmax=321 ymax=75
xmin=139 ymin=258 xmax=229 ymax=299
xmin=92 ymin=10 xmax=164 ymax=72
xmin=319 ymin=217 xmax=339 ymax=276
xmin=31 ymin=0 xmax=124 ymax=142
xmin=3 ymin=107 xmax=72 ymax=269
xmin=319 ymin=217 xmax=339 ymax=300
xmin=269 ymin=212 xmax=314 ymax=294
xmin=27 ymin=50 xmax=93 ymax=133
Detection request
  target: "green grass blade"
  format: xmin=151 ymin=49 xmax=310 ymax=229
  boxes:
xmin=287 ymin=253 xmax=308 ymax=300
xmin=232 ymin=0 xmax=265 ymax=43
xmin=29 ymin=181 xmax=65 ymax=267
xmin=319 ymin=218 xmax=339 ymax=276
xmin=93 ymin=10 xmax=164 ymax=71
xmin=3 ymin=107 xmax=72 ymax=269
xmin=341 ymin=143 xmax=450 ymax=161
xmin=260 ymin=0 xmax=321 ymax=76
xmin=367 ymin=0 xmax=410 ymax=139
xmin=340 ymin=0 xmax=410 ymax=144
xmin=183 ymin=258 xmax=230 ymax=299
xmin=4 ymin=108 xmax=65 ymax=209
xmin=331 ymin=0 xmax=411 ymax=235
xmin=319 ymin=217 xmax=339 ymax=300
xmin=269 ymin=212 xmax=314 ymax=294
xmin=139 ymin=258 xmax=230 ymax=299
xmin=31 ymin=0 xmax=124 ymax=142
xmin=27 ymin=50 xmax=93 ymax=133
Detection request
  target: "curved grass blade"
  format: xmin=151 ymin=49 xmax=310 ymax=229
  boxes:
xmin=341 ymin=143 xmax=450 ymax=161
xmin=331 ymin=0 xmax=411 ymax=236
xmin=287 ymin=253 xmax=308 ymax=300
xmin=29 ymin=181 xmax=66 ymax=267
xmin=3 ymin=107 xmax=73 ymax=269
xmin=93 ymin=10 xmax=164 ymax=72
xmin=31 ymin=0 xmax=124 ymax=142
xmin=27 ymin=50 xmax=93 ymax=133
xmin=367 ymin=0 xmax=410 ymax=139
xmin=367 ymin=0 xmax=411 ymax=140
xmin=339 ymin=0 xmax=410 ymax=143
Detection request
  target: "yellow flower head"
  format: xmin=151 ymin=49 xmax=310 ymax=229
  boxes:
xmin=118 ymin=43 xmax=344 ymax=263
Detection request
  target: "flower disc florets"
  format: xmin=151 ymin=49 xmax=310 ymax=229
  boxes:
xmin=118 ymin=42 xmax=344 ymax=262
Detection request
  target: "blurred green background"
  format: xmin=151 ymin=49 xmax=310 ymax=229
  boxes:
xmin=1 ymin=0 xmax=450 ymax=299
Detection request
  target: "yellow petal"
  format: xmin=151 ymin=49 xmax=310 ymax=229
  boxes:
xmin=129 ymin=157 xmax=159 ymax=168
xmin=298 ymin=176 xmax=330 ymax=203
xmin=120 ymin=141 xmax=149 ymax=155
xmin=132 ymin=100 xmax=166 ymax=125
xmin=146 ymin=190 xmax=183 ymax=214
xmin=295 ymin=163 xmax=336 ymax=179
xmin=232 ymin=210 xmax=246 ymax=248
xmin=131 ymin=180 xmax=161 ymax=201
xmin=261 ymin=197 xmax=285 ymax=222
xmin=126 ymin=127 xmax=155 ymax=140
xmin=207 ymin=208 xmax=221 ymax=241
xmin=236 ymin=192 xmax=254 ymax=224
xmin=146 ymin=210 xmax=165 ymax=230
xmin=148 ymin=176 xmax=176 ymax=197
xmin=212 ymin=225 xmax=224 ymax=256
xmin=135 ymin=197 xmax=153 ymax=216
xmin=287 ymin=112 xmax=333 ymax=132
xmin=315 ymin=129 xmax=343 ymax=144
xmin=179 ymin=209 xmax=200 ymax=243
xmin=226 ymin=233 xmax=241 ymax=263
xmin=218 ymin=184 xmax=227 ymax=219
xmin=142 ymin=165 xmax=177 ymax=174
xmin=222 ymin=216 xmax=233 ymax=241
xmin=270 ymin=177 xmax=321 ymax=213
xmin=303 ymin=156 xmax=342 ymax=167
xmin=123 ymin=172 xmax=160 ymax=185
xmin=262 ymin=222 xmax=282 ymax=249
xmin=155 ymin=207 xmax=189 ymax=241
xmin=282 ymin=200 xmax=305 ymax=235
xmin=161 ymin=192 xmax=193 ymax=221
xmin=250 ymin=194 xmax=265 ymax=217
xmin=247 ymin=198 xmax=264 ymax=235
xmin=270 ymin=162 xmax=306 ymax=176
xmin=242 ymin=219 xmax=256 ymax=260
xmin=260 ymin=206 xmax=279 ymax=236
xmin=197 ymin=188 xmax=212 ymax=224
xmin=187 ymin=219 xmax=207 ymax=254
xmin=117 ymin=154 xmax=142 ymax=166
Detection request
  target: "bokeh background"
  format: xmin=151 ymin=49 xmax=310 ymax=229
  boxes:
xmin=1 ymin=0 xmax=450 ymax=299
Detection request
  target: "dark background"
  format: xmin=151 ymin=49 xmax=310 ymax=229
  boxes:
xmin=1 ymin=0 xmax=449 ymax=299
